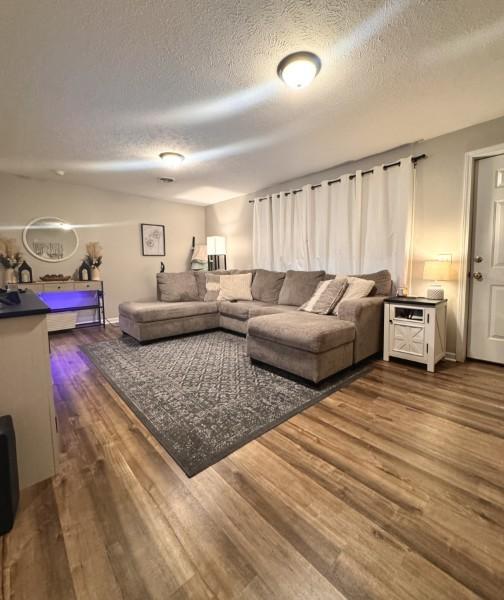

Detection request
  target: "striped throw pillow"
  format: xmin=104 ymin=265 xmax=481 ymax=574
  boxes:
xmin=298 ymin=277 xmax=348 ymax=315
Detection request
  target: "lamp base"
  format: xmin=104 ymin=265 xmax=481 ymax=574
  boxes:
xmin=426 ymin=285 xmax=444 ymax=300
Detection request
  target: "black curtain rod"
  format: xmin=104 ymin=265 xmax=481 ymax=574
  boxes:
xmin=249 ymin=153 xmax=426 ymax=203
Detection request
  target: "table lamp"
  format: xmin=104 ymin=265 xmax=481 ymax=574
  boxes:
xmin=423 ymin=260 xmax=450 ymax=299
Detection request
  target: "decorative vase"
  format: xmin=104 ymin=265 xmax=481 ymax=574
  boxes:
xmin=90 ymin=266 xmax=101 ymax=281
xmin=4 ymin=267 xmax=17 ymax=285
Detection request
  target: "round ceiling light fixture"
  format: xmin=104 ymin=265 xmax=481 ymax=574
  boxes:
xmin=159 ymin=151 xmax=185 ymax=167
xmin=277 ymin=51 xmax=321 ymax=89
xmin=159 ymin=177 xmax=175 ymax=183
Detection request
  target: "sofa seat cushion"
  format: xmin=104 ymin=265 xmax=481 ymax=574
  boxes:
xmin=219 ymin=300 xmax=273 ymax=321
xmin=248 ymin=304 xmax=298 ymax=318
xmin=248 ymin=312 xmax=355 ymax=353
xmin=119 ymin=301 xmax=218 ymax=323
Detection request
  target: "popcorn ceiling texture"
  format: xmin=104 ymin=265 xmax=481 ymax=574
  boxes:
xmin=1 ymin=0 xmax=504 ymax=205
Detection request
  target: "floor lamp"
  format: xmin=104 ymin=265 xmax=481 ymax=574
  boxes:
xmin=207 ymin=236 xmax=227 ymax=271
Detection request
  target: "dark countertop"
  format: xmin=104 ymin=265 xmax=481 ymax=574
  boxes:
xmin=0 ymin=289 xmax=50 ymax=319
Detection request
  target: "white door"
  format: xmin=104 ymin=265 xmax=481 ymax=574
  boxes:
xmin=468 ymin=154 xmax=504 ymax=363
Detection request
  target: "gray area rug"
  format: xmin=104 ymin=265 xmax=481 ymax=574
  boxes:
xmin=82 ymin=331 xmax=370 ymax=477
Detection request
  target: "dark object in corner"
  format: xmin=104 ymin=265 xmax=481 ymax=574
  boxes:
xmin=0 ymin=415 xmax=19 ymax=536
xmin=0 ymin=290 xmax=21 ymax=306
xmin=160 ymin=261 xmax=165 ymax=273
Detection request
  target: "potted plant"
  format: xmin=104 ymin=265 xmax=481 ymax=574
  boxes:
xmin=84 ymin=242 xmax=103 ymax=281
xmin=0 ymin=239 xmax=22 ymax=285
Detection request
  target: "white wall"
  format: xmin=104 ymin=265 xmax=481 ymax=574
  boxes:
xmin=0 ymin=174 xmax=206 ymax=319
xmin=206 ymin=114 xmax=504 ymax=356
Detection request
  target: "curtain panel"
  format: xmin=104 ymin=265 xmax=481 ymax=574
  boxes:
xmin=252 ymin=156 xmax=414 ymax=285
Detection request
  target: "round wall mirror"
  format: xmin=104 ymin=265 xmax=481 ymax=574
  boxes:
xmin=23 ymin=217 xmax=79 ymax=263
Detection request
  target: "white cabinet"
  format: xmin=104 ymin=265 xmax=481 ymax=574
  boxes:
xmin=383 ymin=299 xmax=447 ymax=372
xmin=0 ymin=312 xmax=58 ymax=488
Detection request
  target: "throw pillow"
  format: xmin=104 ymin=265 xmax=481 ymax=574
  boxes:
xmin=157 ymin=272 xmax=199 ymax=303
xmin=351 ymin=269 xmax=392 ymax=296
xmin=217 ymin=273 xmax=253 ymax=301
xmin=299 ymin=277 xmax=348 ymax=315
xmin=204 ymin=273 xmax=221 ymax=302
xmin=332 ymin=276 xmax=375 ymax=315
xmin=251 ymin=269 xmax=286 ymax=303
xmin=277 ymin=270 xmax=325 ymax=306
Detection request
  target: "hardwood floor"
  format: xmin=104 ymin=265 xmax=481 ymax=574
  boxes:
xmin=1 ymin=325 xmax=503 ymax=600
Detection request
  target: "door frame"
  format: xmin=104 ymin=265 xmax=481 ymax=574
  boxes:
xmin=456 ymin=141 xmax=504 ymax=361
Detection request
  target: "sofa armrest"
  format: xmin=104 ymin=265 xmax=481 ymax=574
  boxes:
xmin=337 ymin=296 xmax=385 ymax=362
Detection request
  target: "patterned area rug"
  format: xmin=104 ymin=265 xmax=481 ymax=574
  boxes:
xmin=83 ymin=330 xmax=370 ymax=477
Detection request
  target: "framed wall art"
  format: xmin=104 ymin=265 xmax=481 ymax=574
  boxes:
xmin=141 ymin=223 xmax=166 ymax=256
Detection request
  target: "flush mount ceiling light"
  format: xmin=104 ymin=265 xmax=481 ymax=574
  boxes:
xmin=159 ymin=151 xmax=185 ymax=167
xmin=277 ymin=51 xmax=321 ymax=89
xmin=159 ymin=177 xmax=175 ymax=183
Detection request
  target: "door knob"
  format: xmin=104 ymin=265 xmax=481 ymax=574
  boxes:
xmin=473 ymin=272 xmax=483 ymax=281
xmin=474 ymin=256 xmax=483 ymax=263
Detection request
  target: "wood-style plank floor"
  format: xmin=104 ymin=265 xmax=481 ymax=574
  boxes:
xmin=1 ymin=325 xmax=503 ymax=600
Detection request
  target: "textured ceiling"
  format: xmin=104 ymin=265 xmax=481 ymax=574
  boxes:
xmin=1 ymin=0 xmax=504 ymax=205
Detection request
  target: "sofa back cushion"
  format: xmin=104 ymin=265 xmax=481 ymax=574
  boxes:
xmin=217 ymin=273 xmax=253 ymax=301
xmin=194 ymin=271 xmax=208 ymax=300
xmin=157 ymin=272 xmax=199 ymax=302
xmin=352 ymin=270 xmax=392 ymax=296
xmin=204 ymin=273 xmax=221 ymax=301
xmin=328 ymin=269 xmax=392 ymax=296
xmin=278 ymin=270 xmax=325 ymax=306
xmin=251 ymin=269 xmax=286 ymax=303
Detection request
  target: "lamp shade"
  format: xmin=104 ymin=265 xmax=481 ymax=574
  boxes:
xmin=206 ymin=236 xmax=226 ymax=255
xmin=423 ymin=260 xmax=450 ymax=281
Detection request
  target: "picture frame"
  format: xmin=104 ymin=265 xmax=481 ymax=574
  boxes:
xmin=141 ymin=223 xmax=166 ymax=256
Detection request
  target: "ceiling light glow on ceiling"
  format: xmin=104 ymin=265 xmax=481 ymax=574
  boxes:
xmin=159 ymin=151 xmax=185 ymax=167
xmin=277 ymin=51 xmax=321 ymax=89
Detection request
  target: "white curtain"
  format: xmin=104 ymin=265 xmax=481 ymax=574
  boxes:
xmin=252 ymin=195 xmax=273 ymax=269
xmin=252 ymin=156 xmax=414 ymax=285
xmin=360 ymin=158 xmax=414 ymax=286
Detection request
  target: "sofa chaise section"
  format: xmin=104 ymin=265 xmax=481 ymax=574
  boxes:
xmin=119 ymin=300 xmax=219 ymax=342
xmin=247 ymin=312 xmax=356 ymax=383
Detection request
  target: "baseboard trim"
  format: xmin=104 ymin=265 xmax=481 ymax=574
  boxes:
xmin=106 ymin=317 xmax=119 ymax=325
xmin=444 ymin=352 xmax=456 ymax=362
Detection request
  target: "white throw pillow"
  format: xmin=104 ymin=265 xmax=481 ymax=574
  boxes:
xmin=217 ymin=273 xmax=253 ymax=301
xmin=332 ymin=276 xmax=375 ymax=315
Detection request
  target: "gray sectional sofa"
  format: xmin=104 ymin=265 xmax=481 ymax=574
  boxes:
xmin=119 ymin=268 xmax=391 ymax=383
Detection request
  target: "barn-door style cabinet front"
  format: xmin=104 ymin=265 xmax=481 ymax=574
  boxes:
xmin=383 ymin=298 xmax=447 ymax=372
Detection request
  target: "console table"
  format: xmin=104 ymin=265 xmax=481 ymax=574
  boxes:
xmin=383 ymin=297 xmax=447 ymax=372
xmin=21 ymin=280 xmax=105 ymax=332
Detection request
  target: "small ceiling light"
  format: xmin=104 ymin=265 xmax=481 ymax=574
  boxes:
xmin=159 ymin=177 xmax=175 ymax=183
xmin=53 ymin=170 xmax=65 ymax=176
xmin=159 ymin=151 xmax=185 ymax=167
xmin=277 ymin=51 xmax=321 ymax=89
